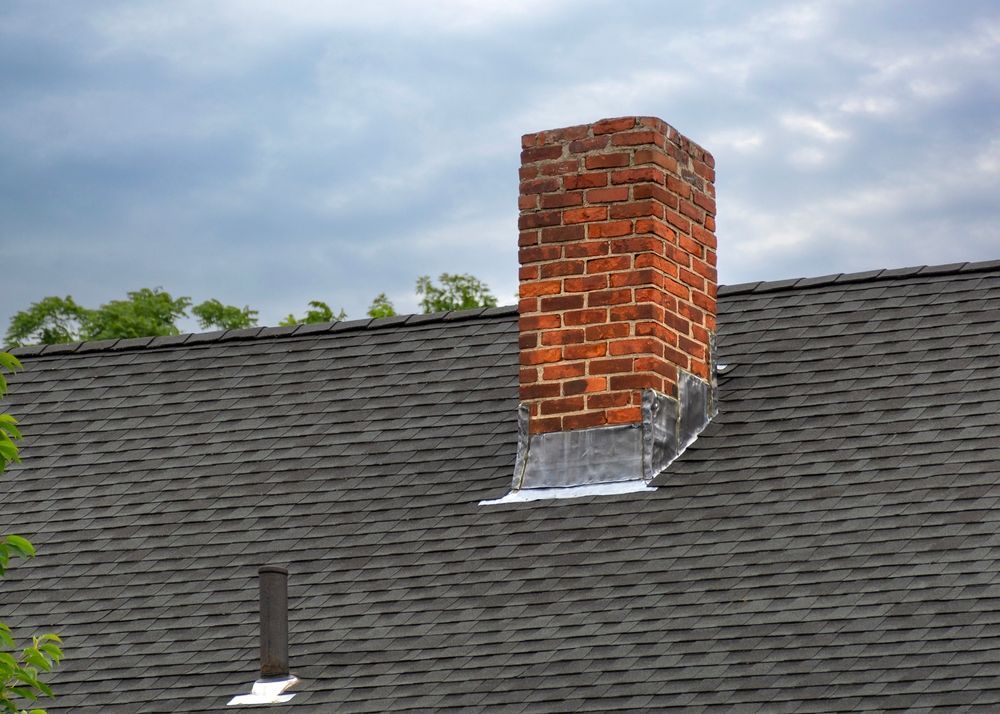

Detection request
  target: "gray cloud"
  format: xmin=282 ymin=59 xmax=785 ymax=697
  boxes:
xmin=1 ymin=0 xmax=998 ymax=332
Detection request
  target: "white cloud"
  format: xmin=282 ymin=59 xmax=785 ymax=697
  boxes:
xmin=781 ymin=113 xmax=849 ymax=142
xmin=706 ymin=129 xmax=765 ymax=154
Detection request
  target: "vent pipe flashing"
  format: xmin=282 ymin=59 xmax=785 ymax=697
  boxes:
xmin=227 ymin=565 xmax=300 ymax=706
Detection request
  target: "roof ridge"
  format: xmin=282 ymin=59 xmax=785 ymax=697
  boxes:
xmin=9 ymin=304 xmax=520 ymax=359
xmin=718 ymin=258 xmax=1000 ymax=296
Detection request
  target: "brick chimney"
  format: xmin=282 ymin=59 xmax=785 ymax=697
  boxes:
xmin=511 ymin=117 xmax=717 ymax=494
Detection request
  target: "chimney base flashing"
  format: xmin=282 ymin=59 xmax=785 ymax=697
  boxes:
xmin=496 ymin=373 xmax=713 ymax=502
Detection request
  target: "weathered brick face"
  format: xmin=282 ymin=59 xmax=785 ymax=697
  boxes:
xmin=518 ymin=117 xmax=717 ymax=434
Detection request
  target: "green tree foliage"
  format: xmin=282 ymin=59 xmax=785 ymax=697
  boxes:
xmin=191 ymin=300 xmax=258 ymax=331
xmin=6 ymin=273 xmax=500 ymax=346
xmin=5 ymin=290 xmax=259 ymax=348
xmin=415 ymin=273 xmax=498 ymax=313
xmin=0 ymin=352 xmax=63 ymax=713
xmin=279 ymin=301 xmax=347 ymax=327
xmin=3 ymin=297 xmax=90 ymax=348
xmin=366 ymin=293 xmax=396 ymax=319
xmin=81 ymin=288 xmax=191 ymax=342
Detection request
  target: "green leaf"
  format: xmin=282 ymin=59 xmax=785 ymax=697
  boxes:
xmin=4 ymin=535 xmax=35 ymax=558
xmin=0 ymin=352 xmax=21 ymax=372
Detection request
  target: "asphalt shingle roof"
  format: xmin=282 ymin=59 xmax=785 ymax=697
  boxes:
xmin=2 ymin=260 xmax=999 ymax=712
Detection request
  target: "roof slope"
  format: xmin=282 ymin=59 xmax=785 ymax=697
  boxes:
xmin=2 ymin=262 xmax=999 ymax=712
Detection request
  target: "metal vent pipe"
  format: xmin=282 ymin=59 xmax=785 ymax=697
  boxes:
xmin=259 ymin=565 xmax=289 ymax=679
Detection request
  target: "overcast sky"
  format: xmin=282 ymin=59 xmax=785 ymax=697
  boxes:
xmin=1 ymin=1 xmax=998 ymax=330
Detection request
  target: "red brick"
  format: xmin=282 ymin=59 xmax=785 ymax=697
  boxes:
xmin=520 ymin=382 xmax=561 ymax=399
xmin=520 ymin=367 xmax=538 ymax=383
xmin=519 ymin=279 xmax=562 ymax=297
xmin=611 ymin=168 xmax=665 ymax=185
xmin=518 ymin=210 xmax=561 ymax=230
xmin=587 ymin=391 xmax=632 ymax=409
xmin=520 ymin=313 xmax=561 ymax=330
xmin=521 ymin=347 xmax=562 ymax=366
xmin=540 ymin=294 xmax=585 ymax=312
xmin=665 ymin=175 xmax=692 ymax=200
xmin=585 ymin=153 xmax=630 ymax=170
xmin=518 ymin=297 xmax=537 ymax=314
xmin=563 ymin=342 xmax=607 ymax=360
xmin=563 ymin=275 xmax=608 ymax=292
xmin=562 ymin=411 xmax=608 ymax=430
xmin=678 ymin=267 xmax=704 ymax=290
xmin=593 ymin=117 xmax=637 ymax=134
xmin=691 ymin=290 xmax=715 ymax=312
xmin=518 ymin=195 xmax=538 ymax=210
xmin=519 ymin=165 xmax=538 ymax=180
xmin=564 ymin=241 xmax=610 ymax=258
xmin=679 ymin=199 xmax=702 ymax=221
xmin=633 ymin=183 xmax=679 ymax=209
xmin=540 ymin=259 xmax=584 ymax=278
xmin=520 ymin=145 xmax=563 ymax=163
xmin=589 ymin=357 xmax=633 ymax=375
xmin=568 ymin=136 xmax=610 ymax=153
xmin=563 ymin=308 xmax=608 ymax=326
xmin=540 ymin=159 xmax=582 ymax=176
xmin=634 ymin=218 xmax=676 ymax=241
xmin=542 ymin=362 xmax=586 ymax=380
xmin=588 ymin=289 xmax=633 ymax=307
xmin=587 ymin=221 xmax=632 ymax=239
xmin=563 ymin=377 xmax=607 ymax=396
xmin=691 ymin=226 xmax=718 ymax=250
xmin=609 ymin=338 xmax=661 ymax=356
xmin=519 ymin=265 xmax=539 ymax=281
xmin=677 ymin=232 xmax=705 ymax=258
xmin=541 ymin=329 xmax=585 ymax=346
xmin=529 ymin=416 xmax=562 ymax=434
xmin=518 ymin=230 xmax=539 ymax=248
xmin=606 ymin=406 xmax=642 ymax=424
xmin=611 ymin=131 xmax=664 ymax=147
xmin=611 ymin=236 xmax=664 ymax=256
xmin=563 ymin=206 xmax=609 ymax=224
xmin=610 ymin=303 xmax=659 ymax=322
xmin=519 ymin=332 xmax=537 ymax=349
xmin=563 ymin=172 xmax=609 ymax=190
xmin=586 ymin=322 xmax=631 ymax=341
xmin=540 ymin=191 xmax=583 ymax=209
xmin=540 ymin=225 xmax=586 ymax=244
xmin=693 ymin=191 xmax=716 ymax=215
xmin=520 ymin=177 xmax=560 ymax=194
xmin=662 ymin=311 xmax=691 ymax=335
xmin=587 ymin=256 xmax=632 ymax=273
xmin=610 ymin=201 xmax=663 ymax=220
xmin=677 ymin=301 xmax=704 ymax=325
xmin=539 ymin=396 xmax=585 ymax=415
xmin=678 ymin=335 xmax=706 ymax=360
xmin=586 ymin=187 xmax=630 ymax=203
xmin=610 ymin=373 xmax=662 ymax=391
xmin=546 ymin=124 xmax=590 ymax=142
xmin=519 ymin=244 xmax=562 ymax=264
xmin=664 ymin=209 xmax=690 ymax=233
xmin=614 ymin=269 xmax=657 ymax=293
xmin=633 ymin=149 xmax=678 ymax=173
xmin=691 ymin=257 xmax=717 ymax=282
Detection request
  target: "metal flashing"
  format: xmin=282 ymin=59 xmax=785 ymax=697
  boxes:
xmin=496 ymin=371 xmax=714 ymax=503
xmin=479 ymin=480 xmax=656 ymax=504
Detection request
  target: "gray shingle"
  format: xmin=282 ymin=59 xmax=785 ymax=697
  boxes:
xmin=1 ymin=263 xmax=999 ymax=711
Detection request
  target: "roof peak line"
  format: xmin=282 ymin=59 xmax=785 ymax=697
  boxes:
xmin=718 ymin=258 xmax=1000 ymax=297
xmin=8 ymin=305 xmax=519 ymax=359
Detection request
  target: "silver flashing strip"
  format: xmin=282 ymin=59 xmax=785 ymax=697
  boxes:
xmin=479 ymin=480 xmax=656 ymax=505
xmin=227 ymin=675 xmax=299 ymax=706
